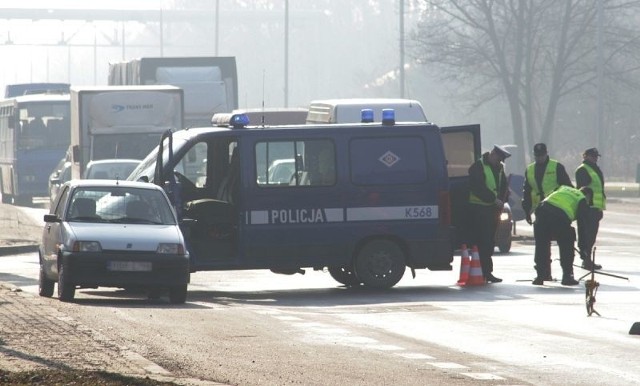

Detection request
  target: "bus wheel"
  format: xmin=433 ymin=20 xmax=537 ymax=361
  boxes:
xmin=354 ymin=240 xmax=405 ymax=289
xmin=14 ymin=195 xmax=32 ymax=206
xmin=328 ymin=266 xmax=361 ymax=287
xmin=0 ymin=194 xmax=11 ymax=204
xmin=0 ymin=179 xmax=12 ymax=204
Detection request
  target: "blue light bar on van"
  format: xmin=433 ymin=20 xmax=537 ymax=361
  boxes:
xmin=230 ymin=113 xmax=250 ymax=128
xmin=361 ymin=109 xmax=374 ymax=123
xmin=382 ymin=109 xmax=395 ymax=125
xmin=211 ymin=112 xmax=250 ymax=128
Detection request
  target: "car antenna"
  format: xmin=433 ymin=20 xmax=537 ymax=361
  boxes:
xmin=261 ymin=69 xmax=266 ymax=128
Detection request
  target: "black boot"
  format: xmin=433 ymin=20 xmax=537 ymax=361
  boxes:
xmin=581 ymin=260 xmax=602 ymax=270
xmin=561 ymin=275 xmax=579 ymax=286
xmin=485 ymin=274 xmax=502 ymax=283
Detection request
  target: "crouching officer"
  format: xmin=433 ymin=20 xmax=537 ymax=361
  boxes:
xmin=532 ymin=186 xmax=593 ymax=286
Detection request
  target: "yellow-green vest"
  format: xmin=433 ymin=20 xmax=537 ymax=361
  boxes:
xmin=525 ymin=159 xmax=559 ymax=212
xmin=469 ymin=159 xmax=502 ymax=206
xmin=544 ymin=185 xmax=585 ymax=221
xmin=576 ymin=163 xmax=606 ymax=210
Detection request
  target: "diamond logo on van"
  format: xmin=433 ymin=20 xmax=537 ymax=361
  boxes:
xmin=379 ymin=151 xmax=400 ymax=167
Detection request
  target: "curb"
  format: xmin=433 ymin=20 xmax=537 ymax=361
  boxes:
xmin=0 ymin=244 xmax=38 ymax=257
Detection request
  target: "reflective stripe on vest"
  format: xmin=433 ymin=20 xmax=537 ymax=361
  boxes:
xmin=525 ymin=159 xmax=559 ymax=211
xmin=469 ymin=159 xmax=501 ymax=206
xmin=577 ymin=163 xmax=606 ymax=210
xmin=544 ymin=185 xmax=585 ymax=221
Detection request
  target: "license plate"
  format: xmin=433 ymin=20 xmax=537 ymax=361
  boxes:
xmin=107 ymin=261 xmax=152 ymax=272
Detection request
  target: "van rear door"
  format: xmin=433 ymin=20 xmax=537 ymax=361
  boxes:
xmin=440 ymin=124 xmax=481 ymax=247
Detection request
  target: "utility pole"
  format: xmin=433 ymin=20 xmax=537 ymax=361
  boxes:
xmin=399 ymin=0 xmax=405 ymax=98
xmin=284 ymin=0 xmax=289 ymax=107
xmin=597 ymin=0 xmax=604 ymax=166
xmin=215 ymin=0 xmax=220 ymax=56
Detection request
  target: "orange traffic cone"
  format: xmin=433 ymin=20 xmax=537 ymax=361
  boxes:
xmin=457 ymin=244 xmax=470 ymax=286
xmin=466 ymin=245 xmax=485 ymax=286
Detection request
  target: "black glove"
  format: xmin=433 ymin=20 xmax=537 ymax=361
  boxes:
xmin=525 ymin=213 xmax=532 ymax=225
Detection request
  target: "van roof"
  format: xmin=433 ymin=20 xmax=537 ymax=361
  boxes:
xmin=309 ymin=98 xmax=423 ymax=107
xmin=306 ymin=98 xmax=427 ymax=124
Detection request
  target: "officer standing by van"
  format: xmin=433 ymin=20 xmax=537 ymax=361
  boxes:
xmin=575 ymin=148 xmax=605 ymax=270
xmin=468 ymin=145 xmax=510 ymax=283
xmin=532 ymin=186 xmax=593 ymax=285
xmin=522 ymin=143 xmax=573 ymax=224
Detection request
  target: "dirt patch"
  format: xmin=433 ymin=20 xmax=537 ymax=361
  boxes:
xmin=0 ymin=369 xmax=178 ymax=385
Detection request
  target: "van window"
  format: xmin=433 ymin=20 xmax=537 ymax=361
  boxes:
xmin=255 ymin=139 xmax=335 ymax=187
xmin=350 ymin=136 xmax=427 ymax=185
xmin=177 ymin=141 xmax=207 ymax=187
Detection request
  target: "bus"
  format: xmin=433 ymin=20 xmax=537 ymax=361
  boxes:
xmin=0 ymin=93 xmax=71 ymax=205
xmin=5 ymin=83 xmax=70 ymax=98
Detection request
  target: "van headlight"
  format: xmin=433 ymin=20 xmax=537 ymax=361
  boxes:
xmin=157 ymin=243 xmax=185 ymax=254
xmin=72 ymin=241 xmax=102 ymax=252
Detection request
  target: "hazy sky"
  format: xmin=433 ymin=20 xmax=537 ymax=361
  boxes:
xmin=1 ymin=1 xmax=168 ymax=9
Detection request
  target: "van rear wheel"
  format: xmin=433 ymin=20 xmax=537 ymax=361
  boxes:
xmin=354 ymin=240 xmax=405 ymax=289
xmin=328 ymin=266 xmax=361 ymax=287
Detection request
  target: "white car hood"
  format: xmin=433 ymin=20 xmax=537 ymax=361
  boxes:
xmin=68 ymin=223 xmax=183 ymax=252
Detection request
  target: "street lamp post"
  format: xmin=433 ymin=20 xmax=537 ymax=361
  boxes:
xmin=399 ymin=0 xmax=405 ymax=98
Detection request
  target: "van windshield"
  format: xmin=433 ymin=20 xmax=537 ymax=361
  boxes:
xmin=128 ymin=136 xmax=188 ymax=183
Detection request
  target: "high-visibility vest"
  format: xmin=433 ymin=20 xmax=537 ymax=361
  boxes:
xmin=525 ymin=159 xmax=559 ymax=212
xmin=544 ymin=185 xmax=585 ymax=221
xmin=469 ymin=159 xmax=502 ymax=206
xmin=576 ymin=163 xmax=606 ymax=210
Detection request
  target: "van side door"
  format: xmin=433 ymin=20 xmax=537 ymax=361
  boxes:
xmin=440 ymin=124 xmax=481 ymax=247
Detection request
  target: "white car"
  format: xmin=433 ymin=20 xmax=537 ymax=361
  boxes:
xmin=39 ymin=180 xmax=190 ymax=303
xmin=267 ymin=158 xmax=296 ymax=184
xmin=83 ymin=159 xmax=141 ymax=180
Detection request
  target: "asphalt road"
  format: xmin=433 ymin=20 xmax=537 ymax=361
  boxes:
xmin=1 ymin=198 xmax=639 ymax=385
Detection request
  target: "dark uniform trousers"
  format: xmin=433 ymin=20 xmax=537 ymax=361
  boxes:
xmin=468 ymin=203 xmax=499 ymax=277
xmin=533 ymin=203 xmax=576 ymax=278
xmin=578 ymin=207 xmax=603 ymax=261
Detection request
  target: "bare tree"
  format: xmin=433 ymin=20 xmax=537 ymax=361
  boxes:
xmin=410 ymin=0 xmax=640 ymax=171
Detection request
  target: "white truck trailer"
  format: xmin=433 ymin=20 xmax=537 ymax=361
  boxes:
xmin=108 ymin=57 xmax=237 ymax=128
xmin=69 ymin=85 xmax=184 ymax=180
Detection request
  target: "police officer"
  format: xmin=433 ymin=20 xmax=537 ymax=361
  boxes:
xmin=532 ymin=186 xmax=593 ymax=286
xmin=522 ymin=143 xmax=573 ymax=280
xmin=575 ymin=148 xmax=605 ymax=270
xmin=468 ymin=145 xmax=510 ymax=283
xmin=522 ymin=143 xmax=573 ymax=224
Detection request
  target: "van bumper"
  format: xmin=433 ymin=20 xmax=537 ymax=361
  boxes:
xmin=408 ymin=235 xmax=454 ymax=271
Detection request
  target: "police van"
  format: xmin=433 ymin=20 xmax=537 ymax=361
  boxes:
xmin=128 ymin=110 xmax=480 ymax=289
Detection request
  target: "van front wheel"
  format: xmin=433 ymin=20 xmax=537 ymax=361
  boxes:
xmin=328 ymin=266 xmax=361 ymax=287
xmin=354 ymin=240 xmax=405 ymax=289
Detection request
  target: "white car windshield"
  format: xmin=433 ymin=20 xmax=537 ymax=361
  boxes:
xmin=67 ymin=187 xmax=176 ymax=225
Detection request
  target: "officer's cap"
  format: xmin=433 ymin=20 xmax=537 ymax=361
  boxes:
xmin=492 ymin=144 xmax=511 ymax=161
xmin=533 ymin=143 xmax=547 ymax=156
xmin=583 ymin=148 xmax=601 ymax=157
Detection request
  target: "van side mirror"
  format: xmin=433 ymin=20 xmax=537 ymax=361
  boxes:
xmin=72 ymin=145 xmax=81 ymax=164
